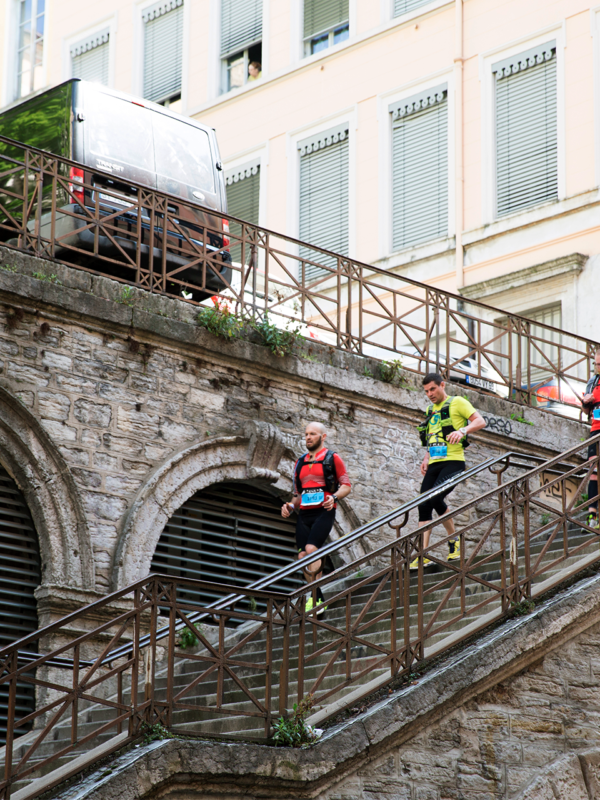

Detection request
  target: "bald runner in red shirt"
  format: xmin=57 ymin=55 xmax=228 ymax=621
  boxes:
xmin=282 ymin=422 xmax=351 ymax=614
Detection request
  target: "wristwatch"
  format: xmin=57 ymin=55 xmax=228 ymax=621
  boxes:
xmin=332 ymin=494 xmax=338 ymax=503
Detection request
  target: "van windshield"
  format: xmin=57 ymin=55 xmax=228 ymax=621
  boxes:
xmin=86 ymin=93 xmax=155 ymax=175
xmin=153 ymin=114 xmax=215 ymax=196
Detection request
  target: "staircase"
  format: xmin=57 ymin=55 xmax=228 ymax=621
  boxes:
xmin=4 ymin=515 xmax=599 ymax=800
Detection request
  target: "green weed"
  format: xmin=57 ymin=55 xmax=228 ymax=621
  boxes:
xmin=510 ymin=413 xmax=534 ymax=426
xmin=140 ymin=722 xmax=172 ymax=743
xmin=118 ymin=285 xmax=135 ymax=306
xmin=32 ymin=271 xmax=61 ymax=285
xmin=272 ymin=695 xmax=322 ymax=748
xmin=379 ymin=359 xmax=404 ymax=384
xmin=509 ymin=598 xmax=535 ymax=617
xmin=250 ymin=312 xmax=302 ymax=357
xmin=197 ymin=297 xmax=242 ymax=339
xmin=0 ymin=264 xmax=18 ymax=273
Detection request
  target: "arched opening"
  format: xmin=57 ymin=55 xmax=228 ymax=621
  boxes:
xmin=150 ymin=482 xmax=302 ymax=612
xmin=0 ymin=464 xmax=41 ymax=744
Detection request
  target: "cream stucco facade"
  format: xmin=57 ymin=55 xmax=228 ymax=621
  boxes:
xmin=1 ymin=0 xmax=599 ymax=341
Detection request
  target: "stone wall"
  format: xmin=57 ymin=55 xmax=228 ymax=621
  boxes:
xmin=0 ymin=246 xmax=589 ymax=624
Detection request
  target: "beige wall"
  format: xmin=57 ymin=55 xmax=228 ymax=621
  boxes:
xmin=1 ymin=0 xmax=599 ymax=341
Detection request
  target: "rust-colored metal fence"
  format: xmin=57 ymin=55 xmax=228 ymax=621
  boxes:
xmin=0 ymin=136 xmax=598 ymax=415
xmin=1 ymin=438 xmax=599 ymax=799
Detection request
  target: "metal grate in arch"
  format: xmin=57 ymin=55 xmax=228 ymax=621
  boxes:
xmin=0 ymin=464 xmax=41 ymax=744
xmin=150 ymin=482 xmax=302 ymax=610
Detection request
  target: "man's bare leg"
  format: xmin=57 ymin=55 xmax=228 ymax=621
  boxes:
xmin=418 ymin=515 xmax=455 ymax=551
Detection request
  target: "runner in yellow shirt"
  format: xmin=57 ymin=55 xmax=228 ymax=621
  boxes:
xmin=411 ymin=373 xmax=486 ymax=569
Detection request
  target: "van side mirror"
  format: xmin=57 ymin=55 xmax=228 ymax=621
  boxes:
xmin=215 ymin=161 xmax=223 ymax=171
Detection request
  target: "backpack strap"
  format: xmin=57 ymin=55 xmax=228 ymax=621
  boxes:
xmin=293 ymin=453 xmax=309 ymax=495
xmin=321 ymin=450 xmax=339 ymax=494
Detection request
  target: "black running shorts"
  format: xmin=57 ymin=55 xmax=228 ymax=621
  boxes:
xmin=296 ymin=508 xmax=336 ymax=552
xmin=418 ymin=460 xmax=466 ymax=522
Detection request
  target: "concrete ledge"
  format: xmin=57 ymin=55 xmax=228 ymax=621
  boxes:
xmin=52 ymin=569 xmax=600 ymax=799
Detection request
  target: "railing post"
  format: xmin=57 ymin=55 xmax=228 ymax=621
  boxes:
xmin=166 ymin=580 xmax=177 ymax=731
xmin=522 ymin=479 xmax=531 ymax=599
xmin=130 ymin=587 xmax=141 ymax=737
xmin=2 ymin=651 xmax=18 ymax=800
xmin=390 ymin=545 xmax=398 ymax=678
xmin=278 ymin=599 xmax=291 ymax=718
xmin=264 ymin=597 xmax=273 ymax=738
xmin=71 ymin=644 xmax=79 ymax=745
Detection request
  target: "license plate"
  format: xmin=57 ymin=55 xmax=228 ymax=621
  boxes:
xmin=301 ymin=490 xmax=324 ymax=507
xmin=466 ymin=375 xmax=495 ymax=391
xmin=98 ymin=192 xmax=133 ymax=207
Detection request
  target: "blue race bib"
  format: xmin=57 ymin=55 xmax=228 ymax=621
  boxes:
xmin=301 ymin=489 xmax=325 ymax=507
xmin=594 ymin=408 xmax=600 ymax=421
xmin=429 ymin=445 xmax=448 ymax=459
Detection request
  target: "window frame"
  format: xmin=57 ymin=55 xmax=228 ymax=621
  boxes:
xmin=134 ymin=0 xmax=190 ymax=112
xmin=302 ymin=20 xmax=349 ymax=58
xmin=286 ymin=109 xmax=357 ymax=270
xmin=218 ymin=0 xmax=265 ymax=95
xmin=64 ymin=18 xmax=117 ymax=87
xmin=480 ymin=26 xmax=566 ymax=225
xmin=377 ymin=71 xmax=454 ymax=261
xmin=13 ymin=0 xmax=46 ymax=102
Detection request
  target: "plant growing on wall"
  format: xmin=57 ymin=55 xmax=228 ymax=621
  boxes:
xmin=249 ymin=312 xmax=302 ymax=357
xmin=272 ymin=694 xmax=323 ymax=747
xmin=196 ymin=296 xmax=242 ymax=339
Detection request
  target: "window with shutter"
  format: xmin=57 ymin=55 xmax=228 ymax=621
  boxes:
xmin=71 ymin=30 xmax=110 ymax=86
xmin=226 ymin=161 xmax=260 ymax=264
xmin=389 ymin=85 xmax=448 ymax=251
xmin=0 ymin=464 xmax=40 ymax=744
xmin=143 ymin=0 xmax=184 ymax=107
xmin=303 ymin=0 xmax=349 ymax=56
xmin=298 ymin=125 xmax=349 ymax=282
xmin=221 ymin=0 xmax=263 ymax=93
xmin=393 ymin=0 xmax=434 ymax=17
xmin=494 ymin=42 xmax=557 ymax=217
xmin=16 ymin=0 xmax=45 ymax=99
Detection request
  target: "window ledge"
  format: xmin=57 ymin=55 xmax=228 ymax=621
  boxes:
xmin=463 ymin=188 xmax=600 ymax=249
xmin=374 ymin=235 xmax=455 ymax=272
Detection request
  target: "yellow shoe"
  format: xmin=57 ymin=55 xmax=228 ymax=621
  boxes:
xmin=447 ymin=540 xmax=461 ymax=561
xmin=409 ymin=557 xmax=431 ymax=570
xmin=305 ymin=596 xmax=327 ymax=615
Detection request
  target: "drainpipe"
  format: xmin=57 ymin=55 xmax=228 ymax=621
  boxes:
xmin=454 ymin=0 xmax=464 ymax=290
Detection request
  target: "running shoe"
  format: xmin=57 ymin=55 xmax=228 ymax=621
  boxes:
xmin=409 ymin=557 xmax=432 ymax=570
xmin=305 ymin=596 xmax=327 ymax=616
xmin=587 ymin=513 xmax=599 ymax=530
xmin=447 ymin=539 xmax=461 ymax=561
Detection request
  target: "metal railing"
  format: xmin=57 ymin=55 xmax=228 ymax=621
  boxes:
xmin=1 ymin=439 xmax=599 ymax=799
xmin=0 ymin=136 xmax=598 ymax=415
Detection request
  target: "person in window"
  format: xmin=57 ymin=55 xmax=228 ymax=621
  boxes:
xmin=248 ymin=62 xmax=262 ymax=82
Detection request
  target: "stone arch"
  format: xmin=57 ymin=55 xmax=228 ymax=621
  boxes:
xmin=0 ymin=385 xmax=93 ymax=589
xmin=112 ymin=422 xmax=364 ymax=590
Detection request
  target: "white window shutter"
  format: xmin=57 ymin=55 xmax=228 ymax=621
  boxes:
xmin=71 ymin=30 xmax=110 ymax=85
xmin=390 ymin=86 xmax=448 ymax=251
xmin=298 ymin=125 xmax=349 ymax=281
xmin=303 ymin=0 xmax=348 ymax=39
xmin=221 ymin=0 xmax=263 ymax=56
xmin=393 ymin=0 xmax=434 ymax=17
xmin=494 ymin=42 xmax=557 ymax=217
xmin=143 ymin=0 xmax=184 ymax=103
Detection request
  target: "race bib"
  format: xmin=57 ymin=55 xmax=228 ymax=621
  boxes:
xmin=594 ymin=408 xmax=600 ymax=421
xmin=301 ymin=489 xmax=325 ymax=507
xmin=429 ymin=445 xmax=448 ymax=459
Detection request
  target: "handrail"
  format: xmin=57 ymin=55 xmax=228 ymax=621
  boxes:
xmin=1 ymin=437 xmax=598 ymax=800
xmin=0 ymin=134 xmax=598 ymax=416
xmin=102 ymin=449 xmax=569 ymax=664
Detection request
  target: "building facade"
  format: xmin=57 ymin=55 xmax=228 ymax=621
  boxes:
xmin=1 ymin=0 xmax=599 ymax=344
